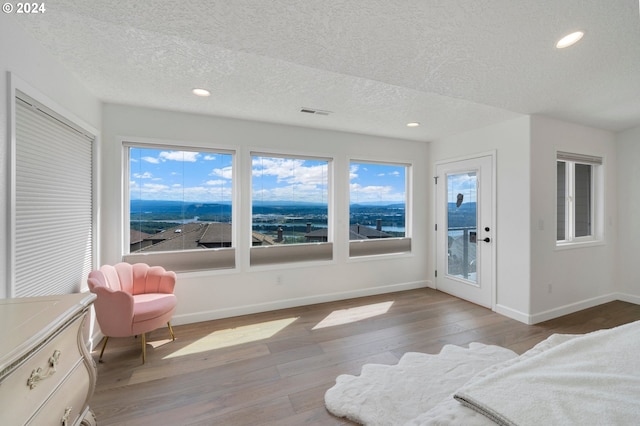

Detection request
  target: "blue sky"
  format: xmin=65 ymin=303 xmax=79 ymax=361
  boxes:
xmin=130 ymin=148 xmax=233 ymax=202
xmin=349 ymin=162 xmax=405 ymax=204
xmin=446 ymin=172 xmax=477 ymax=203
xmin=130 ymin=148 xmax=406 ymax=204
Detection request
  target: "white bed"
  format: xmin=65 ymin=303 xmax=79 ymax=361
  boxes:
xmin=325 ymin=319 xmax=640 ymax=425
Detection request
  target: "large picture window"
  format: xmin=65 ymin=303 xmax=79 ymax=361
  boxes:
xmin=250 ymin=153 xmax=331 ymax=265
xmin=349 ymin=161 xmax=411 ymax=256
xmin=124 ymin=144 xmax=235 ymax=271
xmin=557 ymin=151 xmax=602 ymax=245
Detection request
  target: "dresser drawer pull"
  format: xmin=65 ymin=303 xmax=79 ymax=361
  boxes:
xmin=27 ymin=350 xmax=61 ymax=389
xmin=61 ymin=407 xmax=72 ymax=426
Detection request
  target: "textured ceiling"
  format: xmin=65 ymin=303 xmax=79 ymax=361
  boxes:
xmin=8 ymin=0 xmax=640 ymax=141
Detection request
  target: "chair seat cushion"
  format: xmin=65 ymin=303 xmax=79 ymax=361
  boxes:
xmin=132 ymin=293 xmax=177 ymax=323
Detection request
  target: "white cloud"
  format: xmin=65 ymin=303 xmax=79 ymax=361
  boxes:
xmin=132 ymin=183 xmax=232 ymax=202
xmin=210 ymin=166 xmax=232 ymax=180
xmin=349 ymin=164 xmax=359 ymax=180
xmin=133 ymin=172 xmax=153 ymax=179
xmin=252 ymin=157 xmax=327 ymax=185
xmin=142 ymin=183 xmax=169 ymax=191
xmin=447 ymin=174 xmax=477 ymax=202
xmin=142 ymin=156 xmax=160 ymax=164
xmin=205 ymin=179 xmax=228 ymax=186
xmin=159 ymin=151 xmax=199 ymax=162
xmin=252 ymin=157 xmax=329 ymax=202
xmin=182 ymin=185 xmax=232 ymax=200
xmin=350 ymin=183 xmax=393 ymax=194
xmin=350 ymin=183 xmax=404 ymax=202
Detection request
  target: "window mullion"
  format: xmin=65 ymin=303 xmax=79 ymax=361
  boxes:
xmin=567 ymin=162 xmax=575 ymax=242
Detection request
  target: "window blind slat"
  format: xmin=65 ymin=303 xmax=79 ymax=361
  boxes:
xmin=13 ymin=94 xmax=94 ymax=297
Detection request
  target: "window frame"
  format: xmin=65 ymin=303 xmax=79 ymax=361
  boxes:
xmin=122 ymin=140 xmax=237 ymax=272
xmin=249 ymin=151 xmax=333 ymax=267
xmin=348 ymin=159 xmax=412 ymax=258
xmin=556 ymin=151 xmax=603 ymax=247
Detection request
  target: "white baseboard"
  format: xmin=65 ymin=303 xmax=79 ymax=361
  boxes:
xmin=172 ymin=280 xmax=430 ymax=326
xmin=615 ymin=292 xmax=640 ymax=305
xmin=496 ymin=293 xmax=635 ymax=325
xmin=527 ymin=293 xmax=619 ymax=325
xmin=494 ymin=304 xmax=530 ymax=324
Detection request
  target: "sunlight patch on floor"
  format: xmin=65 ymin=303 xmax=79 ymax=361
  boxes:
xmin=163 ymin=317 xmax=299 ymax=359
xmin=147 ymin=338 xmax=174 ymax=349
xmin=312 ymin=301 xmax=394 ymax=330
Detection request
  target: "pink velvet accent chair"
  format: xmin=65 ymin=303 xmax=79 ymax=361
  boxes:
xmin=87 ymin=262 xmax=177 ymax=363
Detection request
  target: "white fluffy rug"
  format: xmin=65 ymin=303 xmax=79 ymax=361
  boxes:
xmin=324 ymin=343 xmax=517 ymax=426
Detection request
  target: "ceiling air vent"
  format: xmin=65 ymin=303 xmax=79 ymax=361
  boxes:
xmin=300 ymin=107 xmax=332 ymax=116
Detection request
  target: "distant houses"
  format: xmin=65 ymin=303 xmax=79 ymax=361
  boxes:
xmin=304 ymin=220 xmax=391 ymax=242
xmin=131 ymin=220 xmax=391 ymax=252
xmin=130 ymin=223 xmax=277 ymax=253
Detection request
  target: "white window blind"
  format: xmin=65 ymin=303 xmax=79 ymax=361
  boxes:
xmin=12 ymin=92 xmax=95 ymax=297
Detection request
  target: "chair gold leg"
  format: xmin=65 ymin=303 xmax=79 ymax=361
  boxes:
xmin=99 ymin=336 xmax=109 ymax=363
xmin=167 ymin=321 xmax=175 ymax=341
xmin=141 ymin=333 xmax=146 ymax=364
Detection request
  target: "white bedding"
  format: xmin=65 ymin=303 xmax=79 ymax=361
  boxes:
xmin=406 ymin=334 xmax=579 ymax=425
xmin=326 ymin=320 xmax=640 ymax=425
xmin=453 ymin=320 xmax=640 ymax=426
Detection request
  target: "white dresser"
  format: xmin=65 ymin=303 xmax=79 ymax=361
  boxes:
xmin=0 ymin=293 xmax=97 ymax=426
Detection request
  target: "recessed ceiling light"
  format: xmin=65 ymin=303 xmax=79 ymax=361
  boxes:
xmin=406 ymin=122 xmax=420 ymax=127
xmin=556 ymin=31 xmax=584 ymax=49
xmin=192 ymin=88 xmax=211 ymax=97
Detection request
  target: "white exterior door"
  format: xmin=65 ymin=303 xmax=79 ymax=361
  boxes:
xmin=436 ymin=155 xmax=494 ymax=308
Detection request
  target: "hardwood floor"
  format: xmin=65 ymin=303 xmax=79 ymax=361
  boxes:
xmin=90 ymin=288 xmax=640 ymax=425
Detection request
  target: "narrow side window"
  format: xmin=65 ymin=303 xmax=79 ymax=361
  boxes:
xmin=556 ymin=151 xmax=602 ymax=246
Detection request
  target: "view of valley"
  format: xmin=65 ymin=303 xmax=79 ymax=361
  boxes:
xmin=129 ymin=200 xmax=407 ymax=242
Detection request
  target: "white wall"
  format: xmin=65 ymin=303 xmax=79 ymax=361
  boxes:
xmin=102 ymin=104 xmax=431 ymax=325
xmin=431 ymin=116 xmax=621 ymax=324
xmin=529 ymin=116 xmax=617 ymax=322
xmin=0 ymin=16 xmax=101 ymax=299
xmin=430 ymin=116 xmax=532 ymax=322
xmin=616 ymin=125 xmax=640 ymax=303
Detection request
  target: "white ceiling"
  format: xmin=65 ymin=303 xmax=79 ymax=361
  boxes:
xmin=11 ymin=0 xmax=640 ymax=141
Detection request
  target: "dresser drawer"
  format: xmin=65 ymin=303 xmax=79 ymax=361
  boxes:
xmin=0 ymin=314 xmax=84 ymax=425
xmin=27 ymin=359 xmax=91 ymax=426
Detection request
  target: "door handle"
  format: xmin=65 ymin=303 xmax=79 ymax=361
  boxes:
xmin=482 ymin=237 xmax=491 ymax=243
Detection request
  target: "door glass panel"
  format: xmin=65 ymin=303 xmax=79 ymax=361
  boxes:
xmin=446 ymin=171 xmax=477 ymax=284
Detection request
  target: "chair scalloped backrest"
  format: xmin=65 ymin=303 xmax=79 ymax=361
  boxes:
xmin=130 ymin=263 xmax=176 ymax=295
xmin=97 ymin=263 xmax=129 ymax=293
xmin=95 ymin=263 xmax=176 ymax=295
